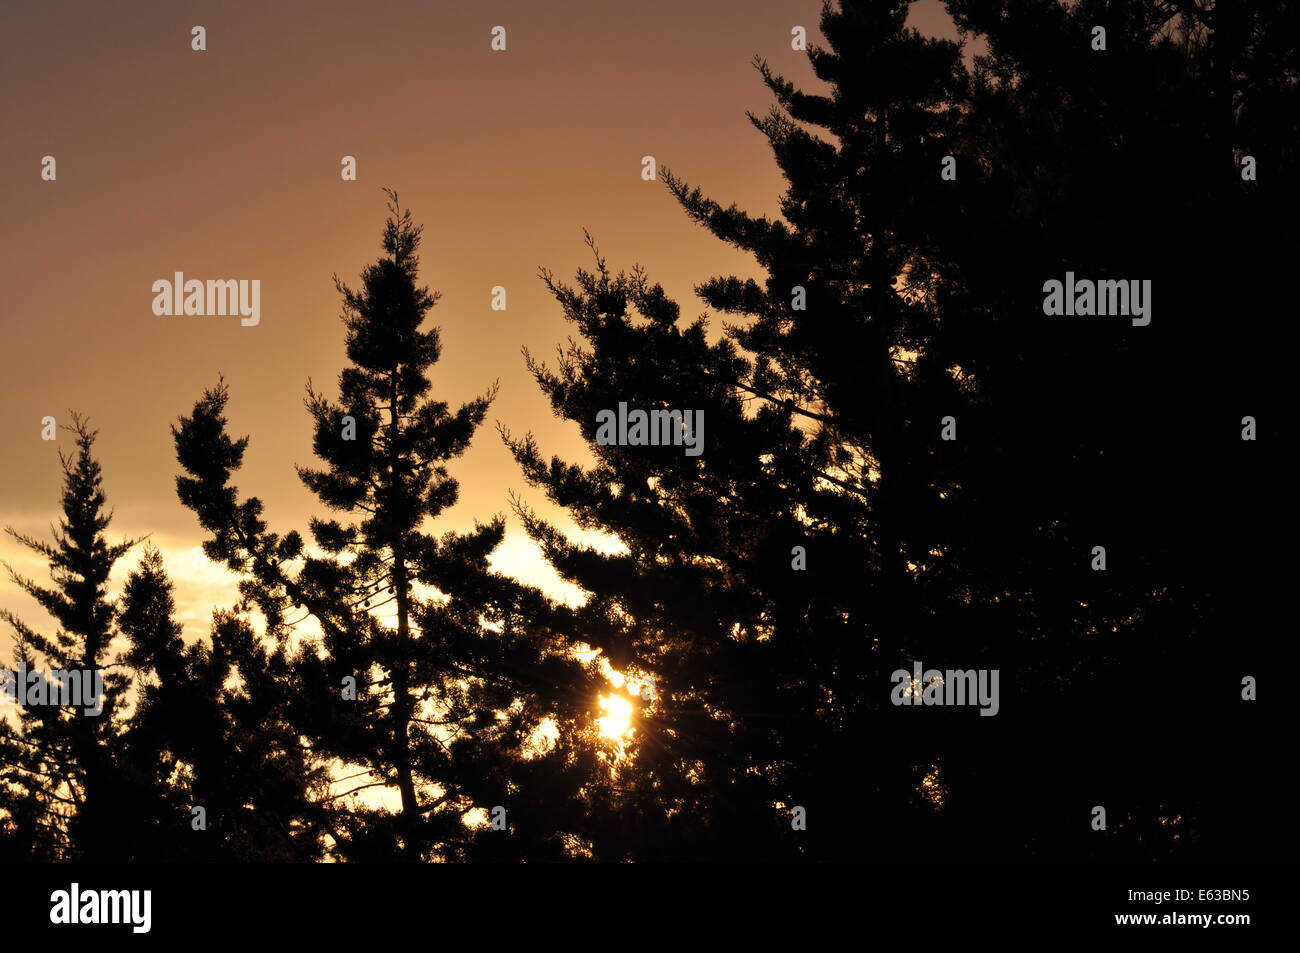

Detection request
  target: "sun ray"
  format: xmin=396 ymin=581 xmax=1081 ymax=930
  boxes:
xmin=596 ymin=693 xmax=634 ymax=739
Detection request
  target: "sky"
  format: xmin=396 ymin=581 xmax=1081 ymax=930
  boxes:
xmin=0 ymin=0 xmax=965 ymax=651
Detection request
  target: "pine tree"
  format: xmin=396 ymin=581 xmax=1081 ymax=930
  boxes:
xmin=0 ymin=415 xmax=138 ymax=860
xmin=172 ymin=191 xmax=599 ymax=861
xmin=116 ymin=547 xmax=331 ymax=860
xmin=504 ymin=0 xmax=976 ymax=861
xmin=504 ymin=239 xmax=868 ymax=859
xmin=934 ymin=0 xmax=1292 ymax=860
xmin=511 ymin=0 xmax=1290 ymax=859
xmin=0 ymin=420 xmax=322 ymax=861
xmin=664 ymin=3 xmax=991 ymax=858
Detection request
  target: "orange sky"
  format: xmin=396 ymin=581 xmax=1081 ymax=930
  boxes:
xmin=0 ymin=0 xmax=963 ymax=647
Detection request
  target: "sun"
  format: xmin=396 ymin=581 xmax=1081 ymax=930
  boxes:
xmin=596 ymin=693 xmax=634 ymax=739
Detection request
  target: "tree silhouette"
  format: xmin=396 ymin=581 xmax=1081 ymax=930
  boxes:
xmin=0 ymin=420 xmax=327 ymax=861
xmin=116 ymin=547 xmax=331 ymax=860
xmin=4 ymin=1 xmax=1285 ymax=867
xmin=926 ymin=0 xmax=1291 ymax=859
xmin=172 ymin=191 xmax=601 ymax=861
xmin=504 ymin=242 xmax=832 ymax=858
xmin=510 ymin=0 xmax=1289 ymax=859
xmin=0 ymin=416 xmax=139 ymax=860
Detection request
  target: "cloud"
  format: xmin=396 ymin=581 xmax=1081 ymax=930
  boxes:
xmin=0 ymin=515 xmax=243 ymax=658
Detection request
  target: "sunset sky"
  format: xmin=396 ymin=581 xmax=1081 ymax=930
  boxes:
xmin=0 ymin=0 xmax=962 ymax=649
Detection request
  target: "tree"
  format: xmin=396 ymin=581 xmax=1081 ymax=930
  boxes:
xmin=116 ymin=547 xmax=331 ymax=860
xmin=932 ymin=0 xmax=1292 ymax=859
xmin=506 ymin=237 xmax=887 ymax=858
xmin=0 ymin=419 xmax=325 ymax=862
xmin=511 ymin=0 xmax=1289 ymax=859
xmin=0 ymin=415 xmax=138 ymax=860
xmin=172 ymin=190 xmax=600 ymax=861
xmin=504 ymin=0 xmax=980 ymax=862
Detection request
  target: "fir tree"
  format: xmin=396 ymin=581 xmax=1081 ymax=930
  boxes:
xmin=116 ymin=547 xmax=331 ymax=860
xmin=172 ymin=191 xmax=599 ymax=861
xmin=0 ymin=415 xmax=138 ymax=860
xmin=511 ymin=0 xmax=1290 ymax=858
xmin=504 ymin=240 xmax=859 ymax=859
xmin=934 ymin=0 xmax=1292 ymax=860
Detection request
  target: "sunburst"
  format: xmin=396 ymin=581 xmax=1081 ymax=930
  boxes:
xmin=596 ymin=693 xmax=634 ymax=739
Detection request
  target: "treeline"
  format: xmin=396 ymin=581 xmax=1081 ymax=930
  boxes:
xmin=1 ymin=0 xmax=1291 ymax=862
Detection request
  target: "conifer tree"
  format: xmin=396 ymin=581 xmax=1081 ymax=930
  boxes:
xmin=0 ymin=421 xmax=324 ymax=861
xmin=934 ymin=0 xmax=1291 ymax=859
xmin=505 ymin=0 xmax=977 ymax=861
xmin=511 ymin=0 xmax=1289 ymax=859
xmin=172 ymin=191 xmax=599 ymax=861
xmin=0 ymin=416 xmax=138 ymax=860
xmin=504 ymin=241 xmax=870 ymax=859
xmin=116 ymin=547 xmax=331 ymax=860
